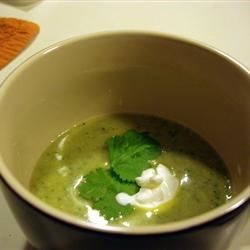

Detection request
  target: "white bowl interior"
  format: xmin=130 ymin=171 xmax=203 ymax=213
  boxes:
xmin=0 ymin=33 xmax=249 ymax=203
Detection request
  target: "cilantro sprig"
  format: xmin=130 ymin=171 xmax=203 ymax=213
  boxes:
xmin=107 ymin=130 xmax=161 ymax=182
xmin=78 ymin=168 xmax=138 ymax=220
xmin=78 ymin=129 xmax=161 ymax=220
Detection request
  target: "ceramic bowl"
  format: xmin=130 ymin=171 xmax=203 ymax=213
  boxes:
xmin=0 ymin=32 xmax=249 ymax=250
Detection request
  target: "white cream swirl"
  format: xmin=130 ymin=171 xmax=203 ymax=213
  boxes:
xmin=116 ymin=164 xmax=178 ymax=209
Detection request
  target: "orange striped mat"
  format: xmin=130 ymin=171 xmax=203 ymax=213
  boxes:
xmin=0 ymin=17 xmax=39 ymax=70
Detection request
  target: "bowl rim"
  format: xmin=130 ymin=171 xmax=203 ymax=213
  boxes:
xmin=0 ymin=31 xmax=249 ymax=235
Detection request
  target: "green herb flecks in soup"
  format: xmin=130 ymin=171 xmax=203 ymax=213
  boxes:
xmin=30 ymin=114 xmax=232 ymax=226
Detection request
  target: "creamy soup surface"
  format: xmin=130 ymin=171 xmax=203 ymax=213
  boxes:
xmin=30 ymin=114 xmax=232 ymax=226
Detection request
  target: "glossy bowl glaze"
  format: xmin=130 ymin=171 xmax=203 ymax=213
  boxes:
xmin=0 ymin=32 xmax=249 ymax=250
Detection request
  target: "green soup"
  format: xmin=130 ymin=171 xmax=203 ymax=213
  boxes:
xmin=30 ymin=114 xmax=232 ymax=226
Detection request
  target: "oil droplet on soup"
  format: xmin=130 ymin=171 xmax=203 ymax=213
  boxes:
xmin=30 ymin=114 xmax=232 ymax=226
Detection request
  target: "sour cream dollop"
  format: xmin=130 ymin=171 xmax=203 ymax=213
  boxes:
xmin=116 ymin=164 xmax=178 ymax=208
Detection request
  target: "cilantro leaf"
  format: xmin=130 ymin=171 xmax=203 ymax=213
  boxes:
xmin=78 ymin=168 xmax=138 ymax=219
xmin=110 ymin=171 xmax=139 ymax=195
xmin=93 ymin=192 xmax=134 ymax=220
xmin=107 ymin=130 xmax=161 ymax=181
xmin=78 ymin=168 xmax=114 ymax=201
